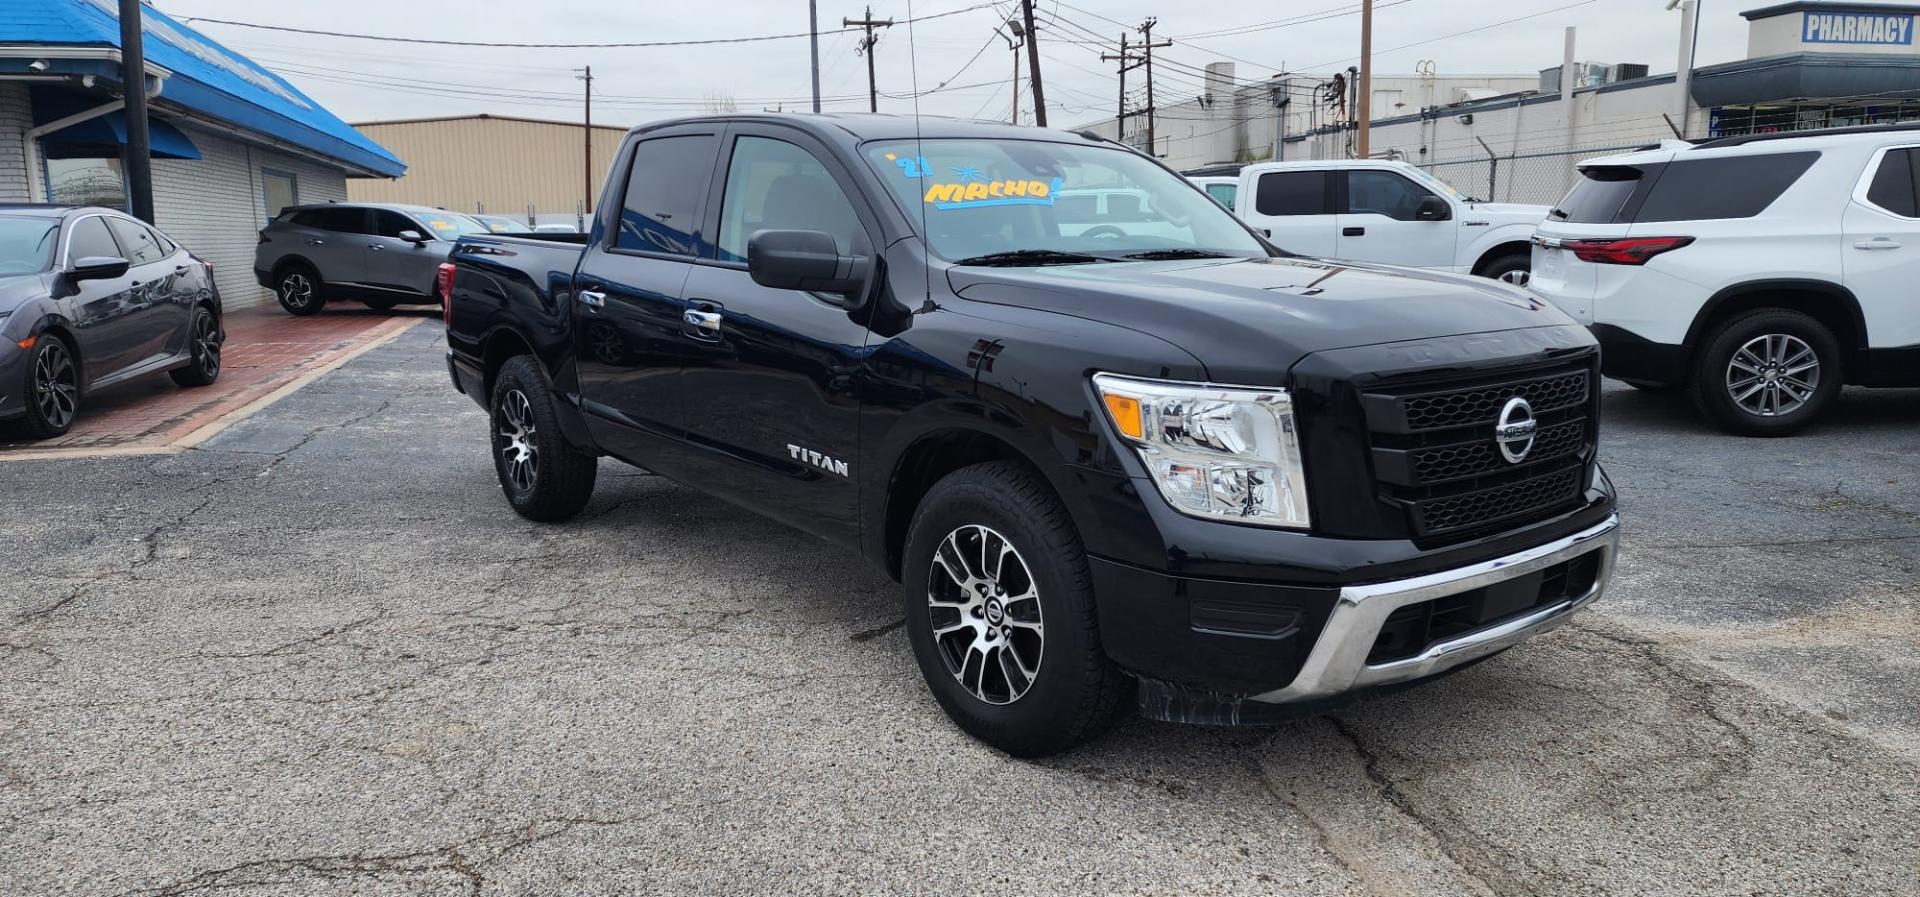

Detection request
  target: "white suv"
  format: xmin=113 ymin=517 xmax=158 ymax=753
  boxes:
xmin=1531 ymin=126 xmax=1920 ymax=435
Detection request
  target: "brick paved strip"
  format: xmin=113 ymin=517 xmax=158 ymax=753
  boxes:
xmin=0 ymin=307 xmax=424 ymax=461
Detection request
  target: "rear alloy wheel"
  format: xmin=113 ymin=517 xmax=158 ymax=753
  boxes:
xmin=169 ymin=308 xmax=222 ymax=387
xmin=903 ymin=461 xmax=1128 ymax=757
xmin=20 ymin=335 xmax=80 ymax=439
xmin=276 ymin=266 xmax=325 ymax=316
xmin=1689 ymin=309 xmax=1841 ymax=436
xmin=489 ymin=356 xmax=597 ymax=521
xmin=1481 ymin=251 xmax=1531 ymax=287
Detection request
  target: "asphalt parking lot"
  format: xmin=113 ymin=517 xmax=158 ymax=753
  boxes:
xmin=3 ymin=321 xmax=1916 ymax=896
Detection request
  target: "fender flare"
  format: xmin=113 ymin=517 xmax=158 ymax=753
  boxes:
xmin=1463 ymin=224 xmax=1537 ymax=273
xmin=1683 ymin=278 xmax=1868 ymax=350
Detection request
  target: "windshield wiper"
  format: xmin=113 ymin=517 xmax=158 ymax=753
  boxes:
xmin=1120 ymin=248 xmax=1236 ymax=260
xmin=952 ymin=249 xmax=1111 ymax=267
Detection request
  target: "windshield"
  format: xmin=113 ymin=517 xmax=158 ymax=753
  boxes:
xmin=416 ymin=212 xmax=490 ymax=240
xmin=477 ymin=216 xmax=531 ymax=234
xmin=0 ymin=217 xmax=58 ymax=276
xmin=1406 ymin=166 xmax=1473 ymax=202
xmin=863 ymin=139 xmax=1267 ymax=263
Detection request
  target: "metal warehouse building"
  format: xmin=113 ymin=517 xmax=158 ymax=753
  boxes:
xmin=0 ymin=0 xmax=404 ymax=306
xmin=346 ymin=115 xmax=625 ymax=230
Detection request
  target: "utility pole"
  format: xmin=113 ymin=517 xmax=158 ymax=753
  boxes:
xmin=1020 ymin=0 xmax=1047 ymax=126
xmin=1101 ymin=33 xmax=1140 ymax=147
xmin=1137 ymin=19 xmax=1172 ymax=157
xmin=576 ymin=66 xmax=593 ymax=214
xmin=809 ymin=0 xmax=822 ymax=113
xmin=844 ymin=7 xmax=894 ymax=114
xmin=1357 ymin=0 xmax=1373 ymax=158
xmin=118 ymin=0 xmax=153 ymax=223
xmin=1669 ymin=0 xmax=1698 ymax=137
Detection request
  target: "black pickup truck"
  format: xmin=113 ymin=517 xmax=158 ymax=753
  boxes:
xmin=441 ymin=114 xmax=1620 ymax=756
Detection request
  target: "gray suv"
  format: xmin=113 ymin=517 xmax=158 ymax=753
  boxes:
xmin=254 ymin=203 xmax=487 ymax=315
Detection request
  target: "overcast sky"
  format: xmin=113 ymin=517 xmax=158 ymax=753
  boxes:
xmin=155 ymin=0 xmax=1752 ymax=128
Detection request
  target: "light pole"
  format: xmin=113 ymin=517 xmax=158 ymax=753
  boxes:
xmin=1667 ymin=0 xmax=1700 ymax=138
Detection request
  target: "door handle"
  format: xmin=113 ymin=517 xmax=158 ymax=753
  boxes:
xmin=305 ymin=239 xmax=325 ymax=245
xmin=174 ymin=265 xmax=189 ymax=274
xmin=578 ymin=289 xmax=606 ymax=308
xmin=1854 ymin=238 xmax=1902 ymax=250
xmin=1343 ymin=226 xmax=1366 ymax=236
xmin=683 ymin=309 xmax=723 ymax=333
xmin=369 ymin=243 xmax=385 ymax=251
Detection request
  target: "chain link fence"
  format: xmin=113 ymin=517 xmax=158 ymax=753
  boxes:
xmin=1418 ymin=143 xmax=1653 ymax=206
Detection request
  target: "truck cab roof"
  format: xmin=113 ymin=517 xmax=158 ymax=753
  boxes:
xmin=624 ymin=112 xmax=1117 ymax=151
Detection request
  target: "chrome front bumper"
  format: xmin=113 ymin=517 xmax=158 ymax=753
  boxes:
xmin=1250 ymin=514 xmax=1620 ymax=704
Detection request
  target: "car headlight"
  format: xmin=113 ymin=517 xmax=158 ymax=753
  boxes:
xmin=1092 ymin=373 xmax=1310 ymax=529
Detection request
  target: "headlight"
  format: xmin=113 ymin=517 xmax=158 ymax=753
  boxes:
xmin=1093 ymin=373 xmax=1310 ymax=529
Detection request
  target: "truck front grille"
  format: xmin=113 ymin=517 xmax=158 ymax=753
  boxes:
xmin=1360 ymin=360 xmax=1599 ymax=540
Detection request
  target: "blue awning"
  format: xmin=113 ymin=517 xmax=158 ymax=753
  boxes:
xmin=39 ymin=111 xmax=201 ymax=161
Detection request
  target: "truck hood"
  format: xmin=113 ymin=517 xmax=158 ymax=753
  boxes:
xmin=948 ymin=256 xmax=1583 ymax=383
xmin=1464 ymin=202 xmax=1552 ymax=225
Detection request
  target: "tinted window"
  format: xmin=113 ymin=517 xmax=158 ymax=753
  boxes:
xmin=715 ymin=136 xmax=862 ymax=262
xmin=1205 ymin=183 xmax=1237 ymax=211
xmin=314 ymin=207 xmax=370 ymax=234
xmin=1254 ymin=171 xmax=1330 ymax=216
xmin=1635 ymin=152 xmax=1819 ymax=222
xmin=66 ymin=216 xmax=121 ymax=262
xmin=1866 ymin=147 xmax=1920 ymax=217
xmin=106 ymin=218 xmax=167 ymax=265
xmin=1551 ymin=167 xmax=1646 ymax=224
xmin=1345 ymin=170 xmax=1436 ymax=220
xmin=283 ymin=209 xmax=321 ymax=227
xmin=372 ymin=210 xmax=419 ymax=238
xmin=617 ymin=134 xmax=718 ymax=255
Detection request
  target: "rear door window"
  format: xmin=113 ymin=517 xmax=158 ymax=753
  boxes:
xmin=616 ymin=134 xmax=719 ymax=256
xmin=315 ymin=207 xmax=371 ymax=235
xmin=1254 ymin=171 xmax=1331 ymax=216
xmin=106 ymin=217 xmax=167 ymax=265
xmin=1634 ymin=152 xmax=1819 ymax=222
xmin=1865 ymin=147 xmax=1920 ymax=218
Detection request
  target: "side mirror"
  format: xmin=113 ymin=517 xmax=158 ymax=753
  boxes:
xmin=68 ymin=256 xmax=130 ymax=281
xmin=747 ymin=229 xmax=868 ymax=297
xmin=1415 ymin=195 xmax=1452 ymax=222
xmin=397 ymin=229 xmax=429 ymax=244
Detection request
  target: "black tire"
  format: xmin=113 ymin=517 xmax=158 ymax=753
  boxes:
xmin=902 ymin=461 xmax=1129 ymax=757
xmin=168 ymin=307 xmax=222 ymax=387
xmin=1688 ymin=308 xmax=1842 ymax=437
xmin=274 ymin=263 xmax=326 ymax=316
xmin=362 ymin=298 xmax=397 ymax=312
xmin=1479 ymin=250 xmax=1531 ymax=287
xmin=489 ymin=356 xmax=597 ymax=521
xmin=18 ymin=333 xmax=81 ymax=439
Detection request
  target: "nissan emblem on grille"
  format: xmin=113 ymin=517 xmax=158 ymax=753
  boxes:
xmin=1495 ymin=396 xmax=1538 ymax=464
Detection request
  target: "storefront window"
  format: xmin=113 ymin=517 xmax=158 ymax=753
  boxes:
xmin=46 ymin=157 xmax=126 ymax=209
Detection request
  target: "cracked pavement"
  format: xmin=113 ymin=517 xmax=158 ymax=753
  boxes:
xmin=2 ymin=324 xmax=1917 ymax=895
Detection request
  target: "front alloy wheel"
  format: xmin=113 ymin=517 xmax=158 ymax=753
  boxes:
xmin=1726 ymin=333 xmax=1819 ymax=418
xmin=31 ymin=338 xmax=79 ymax=435
xmin=927 ymin=524 xmax=1045 ymax=705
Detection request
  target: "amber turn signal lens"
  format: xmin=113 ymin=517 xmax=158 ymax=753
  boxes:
xmin=1103 ymin=393 xmax=1144 ymax=440
xmin=15 ymin=336 xmax=35 ymax=350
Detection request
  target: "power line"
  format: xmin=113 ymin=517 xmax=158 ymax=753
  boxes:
xmin=178 ymin=3 xmax=995 ymax=49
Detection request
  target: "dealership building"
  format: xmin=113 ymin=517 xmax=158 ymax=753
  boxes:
xmin=1 ymin=0 xmax=404 ymax=305
xmin=347 ymin=114 xmax=625 ymax=231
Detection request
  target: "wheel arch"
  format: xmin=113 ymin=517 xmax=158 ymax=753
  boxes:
xmin=876 ymin=425 xmax=1077 ymax=583
xmin=268 ymin=255 xmax=320 ymax=285
xmin=27 ymin=315 xmax=86 ymax=392
xmin=1684 ymin=279 xmax=1867 ymax=360
xmin=479 ymin=326 xmax=539 ymax=400
xmin=1470 ymin=238 xmax=1532 ymax=277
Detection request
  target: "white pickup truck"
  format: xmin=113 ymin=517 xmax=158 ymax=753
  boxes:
xmin=1234 ymin=159 xmax=1549 ymax=283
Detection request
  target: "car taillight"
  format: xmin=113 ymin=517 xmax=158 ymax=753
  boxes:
xmin=1564 ymin=236 xmax=1694 ymax=265
xmin=435 ymin=262 xmax=457 ymax=324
